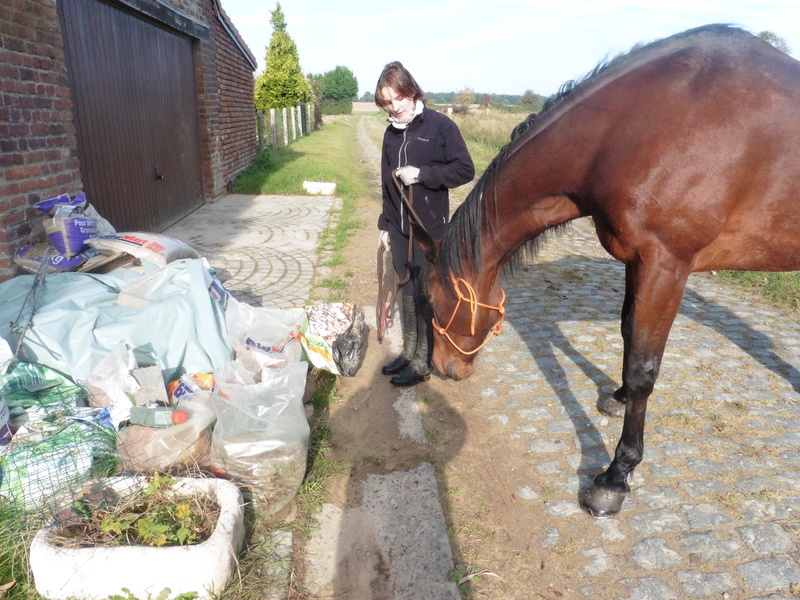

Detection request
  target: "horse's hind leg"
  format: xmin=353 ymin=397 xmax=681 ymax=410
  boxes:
xmin=597 ymin=263 xmax=635 ymax=418
xmin=582 ymin=255 xmax=691 ymax=518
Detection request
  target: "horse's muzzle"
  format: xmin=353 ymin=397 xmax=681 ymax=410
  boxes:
xmin=442 ymin=359 xmax=474 ymax=381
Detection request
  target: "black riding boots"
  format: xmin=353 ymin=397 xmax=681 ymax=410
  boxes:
xmin=381 ymin=294 xmax=432 ymax=386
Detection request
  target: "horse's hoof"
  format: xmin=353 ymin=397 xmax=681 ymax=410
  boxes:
xmin=597 ymin=395 xmax=626 ymax=418
xmin=580 ymin=484 xmax=628 ymax=518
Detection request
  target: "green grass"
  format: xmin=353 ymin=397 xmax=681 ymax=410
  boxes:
xmin=716 ymin=270 xmax=800 ymax=314
xmin=298 ymin=371 xmax=345 ymax=515
xmin=232 ymin=121 xmax=369 ymax=202
xmin=452 ymin=110 xmax=526 ymax=174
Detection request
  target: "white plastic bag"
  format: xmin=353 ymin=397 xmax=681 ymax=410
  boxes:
xmin=84 ymin=342 xmax=139 ymax=427
xmin=209 ymin=360 xmax=309 ymax=514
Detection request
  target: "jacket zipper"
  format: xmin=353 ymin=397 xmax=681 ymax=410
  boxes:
xmin=398 ymin=129 xmax=409 ymax=233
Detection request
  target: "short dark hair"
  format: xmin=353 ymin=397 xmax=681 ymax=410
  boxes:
xmin=374 ymin=61 xmax=425 ymax=110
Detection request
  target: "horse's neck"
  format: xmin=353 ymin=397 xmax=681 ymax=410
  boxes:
xmin=480 ymin=155 xmax=587 ymax=271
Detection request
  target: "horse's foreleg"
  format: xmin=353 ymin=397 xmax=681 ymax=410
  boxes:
xmin=582 ymin=255 xmax=690 ymax=518
xmin=597 ymin=263 xmax=635 ymax=418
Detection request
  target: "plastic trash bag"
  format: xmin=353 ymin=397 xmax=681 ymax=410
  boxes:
xmin=332 ymin=307 xmax=367 ymax=377
xmin=303 ymin=303 xmax=368 ymax=376
xmin=116 ymin=391 xmax=216 ymax=473
xmin=224 ymin=297 xmax=306 ymax=379
xmin=209 ymin=360 xmax=309 ymax=514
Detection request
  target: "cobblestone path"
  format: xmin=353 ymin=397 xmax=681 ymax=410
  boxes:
xmin=468 ymin=217 xmax=800 ymax=598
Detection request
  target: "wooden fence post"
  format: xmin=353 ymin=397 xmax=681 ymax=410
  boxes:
xmin=290 ymin=106 xmax=297 ymax=141
xmin=282 ymin=107 xmax=288 ymax=146
xmin=270 ymin=108 xmax=277 ymax=149
xmin=297 ymin=104 xmax=304 ymax=136
xmin=256 ymin=110 xmax=264 ymax=152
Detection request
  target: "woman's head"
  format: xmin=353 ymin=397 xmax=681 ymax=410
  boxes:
xmin=375 ymin=61 xmax=425 ymax=120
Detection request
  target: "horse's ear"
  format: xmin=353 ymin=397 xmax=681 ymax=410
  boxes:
xmin=411 ymin=221 xmax=438 ymax=260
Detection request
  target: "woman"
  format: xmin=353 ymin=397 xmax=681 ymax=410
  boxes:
xmin=375 ymin=61 xmax=475 ymax=386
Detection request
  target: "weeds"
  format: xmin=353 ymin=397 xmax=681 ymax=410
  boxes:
xmin=425 ymin=428 xmax=441 ymax=443
xmin=52 ymin=473 xmax=218 ymax=548
xmin=312 ymin=277 xmax=347 ymax=291
xmin=450 ymin=563 xmax=478 ymax=596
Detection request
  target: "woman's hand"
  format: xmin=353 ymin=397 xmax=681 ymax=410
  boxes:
xmin=395 ymin=166 xmax=420 ymax=186
xmin=378 ymin=230 xmax=390 ymax=250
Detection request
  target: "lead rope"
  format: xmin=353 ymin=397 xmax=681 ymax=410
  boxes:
xmin=375 ymin=239 xmax=396 ymax=342
xmin=391 ymin=170 xmax=429 ymax=287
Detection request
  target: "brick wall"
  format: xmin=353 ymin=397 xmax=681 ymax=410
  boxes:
xmin=0 ymin=0 xmax=256 ymax=282
xmin=0 ymin=0 xmax=82 ymax=280
xmin=213 ymin=6 xmax=257 ymax=188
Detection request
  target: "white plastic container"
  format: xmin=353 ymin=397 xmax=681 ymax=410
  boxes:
xmin=30 ymin=477 xmax=245 ymax=600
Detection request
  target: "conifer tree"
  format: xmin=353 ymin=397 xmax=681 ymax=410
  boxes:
xmin=255 ymin=3 xmax=311 ymax=110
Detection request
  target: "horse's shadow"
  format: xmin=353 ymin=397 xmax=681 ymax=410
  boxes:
xmin=501 ymin=254 xmax=800 ymax=495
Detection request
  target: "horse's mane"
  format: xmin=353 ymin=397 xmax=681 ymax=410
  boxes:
xmin=436 ymin=24 xmax=747 ymax=295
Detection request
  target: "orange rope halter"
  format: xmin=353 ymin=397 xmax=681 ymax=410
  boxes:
xmin=432 ymin=277 xmax=507 ymax=355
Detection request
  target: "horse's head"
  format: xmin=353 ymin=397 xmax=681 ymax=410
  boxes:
xmin=413 ymin=223 xmax=506 ymax=381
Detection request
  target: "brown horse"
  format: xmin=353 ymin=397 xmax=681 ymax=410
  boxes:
xmin=412 ymin=24 xmax=800 ymax=518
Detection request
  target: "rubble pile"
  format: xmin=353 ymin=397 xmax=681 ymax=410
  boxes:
xmin=0 ymin=193 xmax=366 ymax=524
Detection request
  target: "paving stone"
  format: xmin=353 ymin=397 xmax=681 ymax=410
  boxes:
xmin=535 ymin=460 xmax=561 ymax=475
xmin=655 ymin=440 xmax=700 ymax=456
xmin=593 ymin=518 xmax=626 ymax=541
xmin=680 ymin=503 xmax=735 ymax=528
xmin=679 ymin=531 xmax=742 ymax=561
xmin=529 ymin=438 xmax=571 ymax=453
xmin=675 ymin=569 xmax=741 ymax=598
xmin=566 ymin=449 xmax=612 ymax=472
xmin=517 ymin=486 xmax=539 ymax=500
xmin=581 ymin=547 xmax=615 ymax=576
xmin=735 ymin=476 xmax=780 ymax=495
xmin=630 ymin=537 xmax=682 ymax=569
xmin=618 ymin=577 xmax=678 ymax=599
xmin=540 ymin=527 xmax=560 ymax=547
xmin=685 ymin=458 xmax=731 ymax=477
xmin=738 ymin=498 xmax=792 ymax=522
xmin=629 ymin=509 xmax=687 ymax=536
xmin=634 ymin=486 xmax=683 ymax=509
xmin=518 ymin=407 xmax=554 ymax=422
xmin=544 ymin=501 xmax=583 ymax=518
xmin=678 ymin=478 xmax=730 ymax=497
xmin=736 ymin=557 xmax=800 ymax=592
xmin=737 ymin=523 xmax=794 ymax=554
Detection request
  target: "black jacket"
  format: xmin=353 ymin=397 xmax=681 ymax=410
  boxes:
xmin=378 ymin=107 xmax=474 ymax=237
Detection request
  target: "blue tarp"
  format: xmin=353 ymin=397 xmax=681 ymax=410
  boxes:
xmin=0 ymin=259 xmax=234 ymax=385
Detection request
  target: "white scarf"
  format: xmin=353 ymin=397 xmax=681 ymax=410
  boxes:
xmin=388 ymin=100 xmax=424 ymax=129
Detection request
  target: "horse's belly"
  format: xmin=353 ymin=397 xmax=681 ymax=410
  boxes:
xmin=694 ymin=232 xmax=800 ymax=272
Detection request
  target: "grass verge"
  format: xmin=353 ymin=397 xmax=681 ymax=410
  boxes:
xmin=716 ymin=270 xmax=800 ymax=314
xmin=232 ymin=122 xmax=369 ymax=201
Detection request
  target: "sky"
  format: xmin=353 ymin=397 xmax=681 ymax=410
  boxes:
xmin=220 ymin=0 xmax=800 ymax=98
